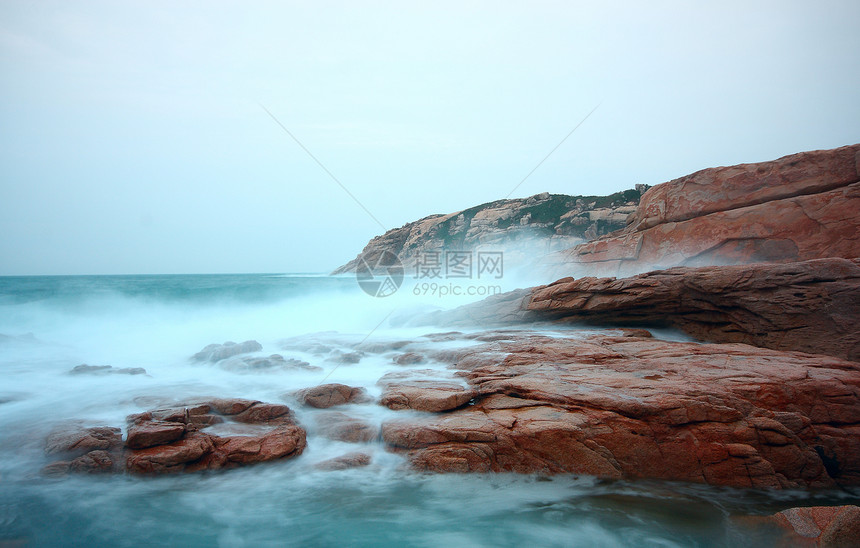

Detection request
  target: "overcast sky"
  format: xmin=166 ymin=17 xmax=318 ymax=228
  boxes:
xmin=1 ymin=1 xmax=858 ymax=275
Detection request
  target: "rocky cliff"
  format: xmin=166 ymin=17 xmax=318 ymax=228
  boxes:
xmin=544 ymin=143 xmax=860 ymax=278
xmin=421 ymin=257 xmax=860 ymax=362
xmin=332 ymin=188 xmax=645 ymax=274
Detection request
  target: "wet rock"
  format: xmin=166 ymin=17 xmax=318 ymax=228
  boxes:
xmin=45 ymin=426 xmax=122 ymax=456
xmin=207 ymin=425 xmax=307 ymax=466
xmin=46 ymin=397 xmax=307 ymax=476
xmin=314 ymin=452 xmax=372 ymax=471
xmin=314 ymin=412 xmax=378 ymax=443
xmin=126 ymin=433 xmax=215 ymax=473
xmin=394 ymin=352 xmax=425 ymax=365
xmin=381 ymin=330 xmax=860 ymax=488
xmin=69 ymin=450 xmax=115 ymax=473
xmin=326 ymin=350 xmax=364 ymax=364
xmin=431 ymin=258 xmax=860 ymax=362
xmin=70 ymin=364 xmax=147 ymax=375
xmin=218 ymin=354 xmax=321 ymax=373
xmin=737 ymin=505 xmax=860 ymax=547
xmin=126 ymin=421 xmax=186 ymax=449
xmin=231 ymin=402 xmax=293 ymax=424
xmin=41 ymin=461 xmax=72 ymax=477
xmin=206 ymin=398 xmax=257 ymax=416
xmin=192 ymin=340 xmax=262 ymax=362
xmin=354 ymin=340 xmax=411 ymax=353
xmin=293 ymin=383 xmax=370 ymax=408
xmin=529 ymin=258 xmax=860 ymax=362
xmin=378 ymin=372 xmax=476 ymax=413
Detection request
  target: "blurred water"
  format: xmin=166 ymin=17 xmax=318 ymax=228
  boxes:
xmin=0 ymin=274 xmax=855 ymax=547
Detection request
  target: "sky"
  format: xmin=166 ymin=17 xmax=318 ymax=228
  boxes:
xmin=1 ymin=1 xmax=858 ymax=275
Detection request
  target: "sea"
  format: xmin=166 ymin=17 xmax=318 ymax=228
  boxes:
xmin=0 ymin=274 xmax=856 ymax=547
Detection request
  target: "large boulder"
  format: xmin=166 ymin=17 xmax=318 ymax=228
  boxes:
xmin=547 ymin=144 xmax=860 ymax=278
xmin=527 ymin=258 xmax=860 ymax=362
xmin=424 ymin=258 xmax=860 ymax=362
xmin=382 ymin=330 xmax=860 ymax=488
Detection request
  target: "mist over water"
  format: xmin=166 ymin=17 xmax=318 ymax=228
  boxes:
xmin=0 ymin=274 xmax=853 ymax=547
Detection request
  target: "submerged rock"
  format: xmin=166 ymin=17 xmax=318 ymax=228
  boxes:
xmin=70 ymin=364 xmax=147 ymax=375
xmin=736 ymin=505 xmax=860 ymax=547
xmin=42 ymin=426 xmax=124 ymax=476
xmin=192 ymin=340 xmax=263 ymax=362
xmin=45 ymin=426 xmax=122 ymax=456
xmin=219 ymin=354 xmax=321 ymax=373
xmin=314 ymin=411 xmax=378 ymax=443
xmin=314 ymin=452 xmax=372 ymax=471
xmin=393 ymin=352 xmax=425 ymax=365
xmin=326 ymin=350 xmax=364 ymax=364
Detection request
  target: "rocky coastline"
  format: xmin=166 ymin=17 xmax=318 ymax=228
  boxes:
xmin=42 ymin=144 xmax=860 ymax=545
xmin=332 ymin=188 xmax=646 ymax=274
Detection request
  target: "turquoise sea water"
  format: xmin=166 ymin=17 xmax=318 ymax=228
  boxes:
xmin=0 ymin=274 xmax=856 ymax=547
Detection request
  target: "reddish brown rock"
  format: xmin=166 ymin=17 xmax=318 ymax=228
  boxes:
xmin=314 ymin=412 xmax=378 ymax=443
xmin=431 ymin=258 xmax=860 ymax=362
xmin=41 ymin=461 xmax=73 ymax=477
xmin=738 ymin=505 xmax=860 ymax=547
xmin=206 ymin=398 xmax=257 ymax=416
xmin=231 ymin=402 xmax=292 ymax=423
xmin=551 ymin=144 xmax=860 ymax=278
xmin=382 ymin=330 xmax=860 ymax=488
xmin=69 ymin=450 xmax=116 ymax=473
xmin=208 ymin=425 xmax=307 ymax=466
xmin=529 ymin=258 xmax=860 ymax=361
xmin=293 ymin=383 xmax=369 ymax=408
xmin=126 ymin=433 xmax=216 ymax=473
xmin=629 ymin=144 xmax=860 ymax=232
xmin=123 ymin=398 xmax=306 ymax=473
xmin=126 ymin=421 xmax=186 ymax=449
xmin=394 ymin=352 xmax=425 ymax=365
xmin=45 ymin=426 xmax=122 ymax=456
xmin=378 ymin=372 xmax=476 ymax=412
xmin=42 ymin=425 xmax=123 ymax=476
xmin=314 ymin=452 xmax=372 ymax=471
xmin=46 ymin=397 xmax=307 ymax=475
